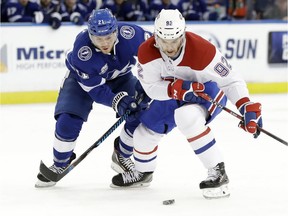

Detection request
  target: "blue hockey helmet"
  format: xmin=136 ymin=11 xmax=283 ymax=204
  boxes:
xmin=88 ymin=8 xmax=118 ymax=36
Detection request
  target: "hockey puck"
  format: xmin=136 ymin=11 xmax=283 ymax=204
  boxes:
xmin=162 ymin=199 xmax=175 ymax=205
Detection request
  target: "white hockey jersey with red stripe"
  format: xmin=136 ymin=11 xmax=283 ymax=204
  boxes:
xmin=137 ymin=32 xmax=249 ymax=106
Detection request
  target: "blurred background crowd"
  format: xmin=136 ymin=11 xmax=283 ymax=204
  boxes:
xmin=1 ymin=0 xmax=287 ymax=29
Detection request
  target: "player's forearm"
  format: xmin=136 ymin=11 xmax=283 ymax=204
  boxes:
xmin=140 ymin=80 xmax=171 ymax=101
xmin=222 ymin=83 xmax=250 ymax=106
xmin=88 ymin=85 xmax=115 ymax=107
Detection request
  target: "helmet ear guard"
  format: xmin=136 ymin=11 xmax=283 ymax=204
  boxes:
xmin=88 ymin=8 xmax=118 ymax=36
xmin=154 ymin=9 xmax=186 ymax=40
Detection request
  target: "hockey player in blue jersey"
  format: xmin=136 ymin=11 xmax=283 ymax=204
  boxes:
xmin=59 ymin=0 xmax=87 ymax=25
xmin=39 ymin=0 xmax=62 ymax=29
xmin=35 ymin=8 xmax=152 ymax=188
xmin=2 ymin=0 xmax=44 ymax=23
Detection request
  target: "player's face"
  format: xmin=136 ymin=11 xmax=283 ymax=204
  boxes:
xmin=90 ymin=32 xmax=117 ymax=54
xmin=156 ymin=36 xmax=183 ymax=58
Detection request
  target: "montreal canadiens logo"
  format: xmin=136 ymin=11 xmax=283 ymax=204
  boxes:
xmin=78 ymin=46 xmax=92 ymax=61
xmin=120 ymin=26 xmax=135 ymax=39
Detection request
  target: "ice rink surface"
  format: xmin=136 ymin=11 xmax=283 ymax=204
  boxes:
xmin=1 ymin=94 xmax=287 ymax=216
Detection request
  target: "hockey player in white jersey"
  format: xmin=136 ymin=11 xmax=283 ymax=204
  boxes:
xmin=111 ymin=9 xmax=263 ymax=199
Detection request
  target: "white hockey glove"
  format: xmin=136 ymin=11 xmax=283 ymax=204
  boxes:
xmin=33 ymin=11 xmax=44 ymax=24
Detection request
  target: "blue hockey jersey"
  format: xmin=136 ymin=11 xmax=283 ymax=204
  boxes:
xmin=65 ymin=22 xmax=152 ymax=107
xmin=2 ymin=0 xmax=42 ymax=22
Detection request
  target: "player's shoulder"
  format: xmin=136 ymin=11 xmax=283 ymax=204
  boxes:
xmin=74 ymin=29 xmax=91 ymax=46
xmin=72 ymin=29 xmax=95 ymax=59
xmin=182 ymin=32 xmax=216 ymax=70
xmin=186 ymin=32 xmax=215 ymax=50
xmin=138 ymin=36 xmax=161 ymax=64
xmin=118 ymin=22 xmax=144 ymax=32
xmin=117 ymin=22 xmax=148 ymax=40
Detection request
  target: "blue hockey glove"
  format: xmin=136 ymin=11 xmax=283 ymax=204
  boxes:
xmin=237 ymin=97 xmax=263 ymax=138
xmin=50 ymin=12 xmax=61 ymax=30
xmin=112 ymin=92 xmax=139 ymax=117
xmin=198 ymin=81 xmax=227 ymax=124
xmin=168 ymin=79 xmax=206 ymax=103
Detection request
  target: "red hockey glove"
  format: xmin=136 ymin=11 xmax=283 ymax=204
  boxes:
xmin=167 ymin=79 xmax=206 ymax=103
xmin=236 ymin=97 xmax=263 ymax=138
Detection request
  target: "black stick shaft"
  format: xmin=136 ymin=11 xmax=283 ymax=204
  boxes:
xmin=199 ymin=93 xmax=288 ymax=146
xmin=39 ymin=113 xmax=128 ymax=182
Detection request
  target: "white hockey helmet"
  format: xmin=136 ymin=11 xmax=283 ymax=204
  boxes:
xmin=154 ymin=9 xmax=186 ymax=40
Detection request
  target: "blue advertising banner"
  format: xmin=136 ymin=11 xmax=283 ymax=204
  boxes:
xmin=268 ymin=31 xmax=288 ymax=64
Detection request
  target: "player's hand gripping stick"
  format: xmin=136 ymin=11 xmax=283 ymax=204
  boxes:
xmin=198 ymin=93 xmax=288 ymax=146
xmin=168 ymin=79 xmax=206 ymax=103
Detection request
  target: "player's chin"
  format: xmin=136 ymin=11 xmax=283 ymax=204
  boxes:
xmin=165 ymin=51 xmax=177 ymax=58
xmin=100 ymin=47 xmax=112 ymax=54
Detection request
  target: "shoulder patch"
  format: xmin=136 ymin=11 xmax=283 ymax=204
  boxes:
xmin=78 ymin=46 xmax=92 ymax=61
xmin=120 ymin=26 xmax=135 ymax=39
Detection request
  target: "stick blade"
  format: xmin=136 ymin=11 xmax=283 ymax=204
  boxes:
xmin=39 ymin=160 xmax=68 ymax=182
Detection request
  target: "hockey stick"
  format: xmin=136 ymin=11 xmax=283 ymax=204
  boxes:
xmin=39 ymin=112 xmax=129 ymax=182
xmin=198 ymin=93 xmax=288 ymax=147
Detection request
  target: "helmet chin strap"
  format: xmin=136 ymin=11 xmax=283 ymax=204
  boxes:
xmin=154 ymin=34 xmax=186 ymax=59
xmin=154 ymin=36 xmax=161 ymax=49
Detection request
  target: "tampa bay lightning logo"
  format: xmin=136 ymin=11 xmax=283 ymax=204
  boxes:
xmin=78 ymin=46 xmax=92 ymax=61
xmin=100 ymin=63 xmax=108 ymax=75
xmin=120 ymin=26 xmax=135 ymax=39
xmin=105 ymin=62 xmax=132 ymax=80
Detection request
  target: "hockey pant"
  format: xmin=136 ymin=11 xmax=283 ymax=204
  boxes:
xmin=52 ymin=72 xmax=140 ymax=167
xmin=134 ymin=89 xmax=227 ymax=172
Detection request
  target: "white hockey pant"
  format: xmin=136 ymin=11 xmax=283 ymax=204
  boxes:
xmin=174 ymin=104 xmax=223 ymax=169
xmin=133 ymin=123 xmax=164 ymax=172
